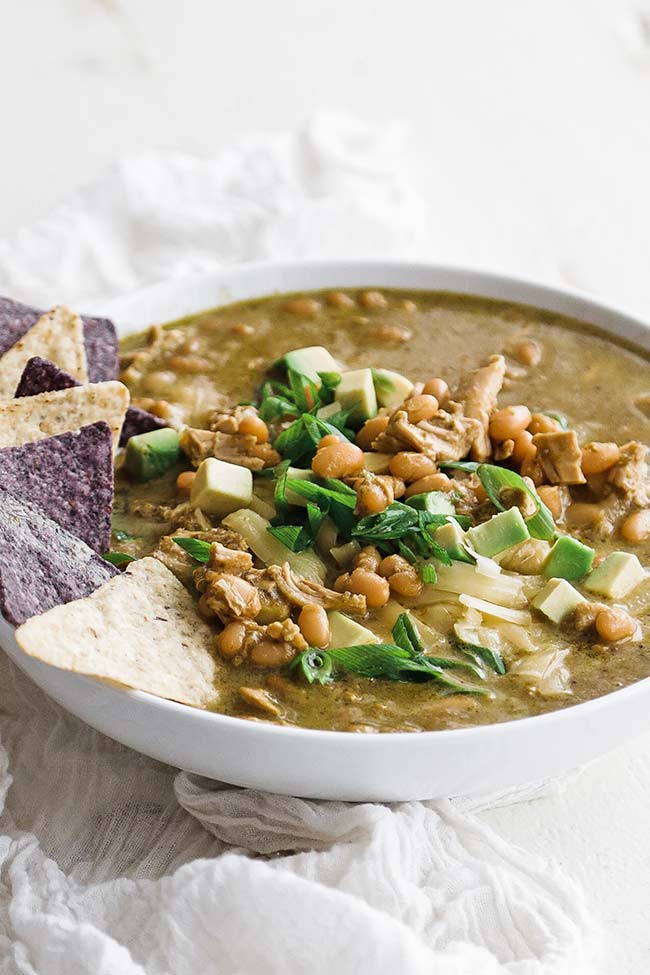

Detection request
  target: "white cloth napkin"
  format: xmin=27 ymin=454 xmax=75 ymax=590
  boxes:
xmin=0 ymin=113 xmax=596 ymax=975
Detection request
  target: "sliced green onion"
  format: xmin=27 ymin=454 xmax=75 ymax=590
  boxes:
xmin=172 ymin=536 xmax=212 ymax=563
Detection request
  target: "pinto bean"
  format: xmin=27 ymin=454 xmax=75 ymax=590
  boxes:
xmin=239 ymin=414 xmax=270 ymax=443
xmin=595 ymin=607 xmax=636 ymax=642
xmin=218 ymin=621 xmax=247 ymax=657
xmin=326 ymin=291 xmax=356 ymax=309
xmin=356 ymin=414 xmax=390 ymax=450
xmin=250 ymin=640 xmax=296 ymax=668
xmin=298 ymin=604 xmax=330 ymax=648
xmin=356 ymin=479 xmax=391 ymax=514
xmin=345 ymin=568 xmax=390 ymax=607
xmin=513 ymin=340 xmax=542 ymax=366
xmin=405 ymin=473 xmax=453 ymax=496
xmin=176 ymin=471 xmax=196 ymax=494
xmin=489 ymin=405 xmax=532 ymax=442
xmin=312 ymin=441 xmax=364 ymax=478
xmin=621 ymin=509 xmax=650 ymax=543
xmin=511 ymin=430 xmax=536 ymax=464
xmin=404 ymin=394 xmax=439 ymax=424
xmin=581 ymin=442 xmax=620 ymax=476
xmin=353 ymin=546 xmax=382 ymax=572
xmin=282 ymin=297 xmax=322 ymax=315
xmin=422 ymin=378 xmax=449 ymax=405
xmin=389 ymin=571 xmax=423 ymax=599
xmin=359 ymin=290 xmax=388 ymax=310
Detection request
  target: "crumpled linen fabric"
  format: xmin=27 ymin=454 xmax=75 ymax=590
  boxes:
xmin=0 ymin=114 xmax=596 ymax=974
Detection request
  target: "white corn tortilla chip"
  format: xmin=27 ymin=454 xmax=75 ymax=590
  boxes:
xmin=0 ymin=380 xmax=129 ymax=452
xmin=16 ymin=557 xmax=221 ymax=707
xmin=0 ymin=305 xmax=88 ymax=400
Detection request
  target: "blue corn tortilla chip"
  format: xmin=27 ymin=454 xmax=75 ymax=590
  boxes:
xmin=14 ymin=355 xmax=79 ymax=398
xmin=15 ymin=356 xmax=167 ymax=446
xmin=0 ymin=295 xmax=118 ymax=382
xmin=81 ymin=315 xmax=119 ymax=383
xmin=0 ymin=491 xmax=118 ymax=626
xmin=118 ymin=405 xmax=168 ymax=445
xmin=0 ymin=422 xmax=114 ymax=553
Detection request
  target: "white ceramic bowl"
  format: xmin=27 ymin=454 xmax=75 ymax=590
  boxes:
xmin=3 ymin=260 xmax=650 ymax=801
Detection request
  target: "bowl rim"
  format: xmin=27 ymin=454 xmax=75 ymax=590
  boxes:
xmin=90 ymin=258 xmax=650 ymax=745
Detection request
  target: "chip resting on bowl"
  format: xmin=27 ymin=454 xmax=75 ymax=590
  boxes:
xmin=0 ymin=380 xmax=129 ymax=452
xmin=15 ymin=355 xmax=168 ymax=446
xmin=0 ymin=422 xmax=113 ymax=553
xmin=16 ymin=557 xmax=221 ymax=707
xmin=0 ymin=491 xmax=118 ymax=626
xmin=0 ymin=295 xmax=118 ymax=383
xmin=0 ymin=305 xmax=88 ymax=400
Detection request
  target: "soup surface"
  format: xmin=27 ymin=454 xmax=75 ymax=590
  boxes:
xmin=113 ymin=288 xmax=650 ymax=732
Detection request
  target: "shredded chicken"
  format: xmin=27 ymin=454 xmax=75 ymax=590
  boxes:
xmin=532 ymin=430 xmax=585 ymax=485
xmin=260 ymin=562 xmax=367 ymax=615
xmin=179 ymin=427 xmax=280 ymax=470
xmin=153 ymin=528 xmax=250 ymax=586
xmin=374 ymin=402 xmax=481 ymax=462
xmin=194 ymin=558 xmax=366 ymax=626
xmin=455 ymin=354 xmax=506 ymax=461
xmin=606 ymin=441 xmax=650 ymax=507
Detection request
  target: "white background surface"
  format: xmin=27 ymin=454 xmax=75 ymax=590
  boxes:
xmin=2 ymin=1 xmax=650 ymax=971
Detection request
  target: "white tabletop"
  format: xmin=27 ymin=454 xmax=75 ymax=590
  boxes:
xmin=2 ymin=1 xmax=650 ymax=970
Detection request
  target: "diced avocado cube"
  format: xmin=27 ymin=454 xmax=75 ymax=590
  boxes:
xmin=284 ymin=467 xmax=314 ymax=507
xmin=363 ymin=452 xmax=391 ymax=474
xmin=124 ymin=428 xmax=180 ymax=482
xmin=372 ymin=368 xmax=414 ymax=409
xmin=327 ymin=611 xmax=381 ymax=649
xmin=283 ymin=347 xmax=338 ymax=384
xmin=334 ymin=368 xmax=378 ymax=423
xmin=466 ymin=508 xmax=529 ymax=558
xmin=407 ymin=491 xmax=455 ymax=515
xmin=316 ymin=402 xmax=342 ymax=421
xmin=543 ymin=535 xmax=594 ymax=581
xmin=435 ymin=520 xmax=475 ymax=564
xmin=190 ymin=457 xmax=252 ymax=516
xmin=584 ymin=551 xmax=646 ymax=599
xmin=532 ymin=578 xmax=586 ymax=624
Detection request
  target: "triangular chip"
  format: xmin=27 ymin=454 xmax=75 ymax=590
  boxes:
xmin=0 ymin=305 xmax=87 ymax=400
xmin=80 ymin=315 xmax=120 ymax=383
xmin=16 ymin=557 xmax=220 ymax=707
xmin=14 ymin=355 xmax=79 ymax=398
xmin=0 ymin=295 xmax=118 ymax=382
xmin=0 ymin=423 xmax=113 ymax=553
xmin=15 ymin=356 xmax=167 ymax=446
xmin=0 ymin=491 xmax=117 ymax=626
xmin=0 ymin=380 xmax=129 ymax=452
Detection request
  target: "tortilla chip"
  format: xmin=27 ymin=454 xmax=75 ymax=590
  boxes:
xmin=16 ymin=557 xmax=220 ymax=707
xmin=15 ymin=355 xmax=167 ymax=446
xmin=0 ymin=305 xmax=87 ymax=400
xmin=117 ymin=405 xmax=168 ymax=446
xmin=0 ymin=491 xmax=118 ymax=626
xmin=81 ymin=315 xmax=119 ymax=383
xmin=0 ymin=380 xmax=129 ymax=452
xmin=0 ymin=423 xmax=113 ymax=553
xmin=0 ymin=295 xmax=118 ymax=382
xmin=14 ymin=355 xmax=79 ymax=398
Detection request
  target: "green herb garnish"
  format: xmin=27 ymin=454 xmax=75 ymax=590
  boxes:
xmin=103 ymin=551 xmax=137 ymax=567
xmin=475 ymin=464 xmax=555 ymax=540
xmin=172 ymin=536 xmax=212 ymax=563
